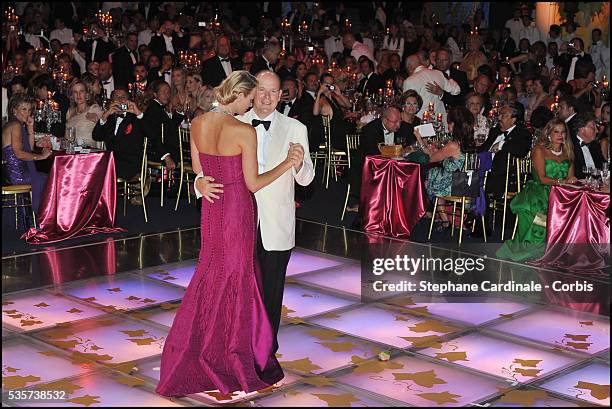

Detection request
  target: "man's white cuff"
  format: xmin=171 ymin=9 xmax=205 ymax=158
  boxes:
xmin=194 ymin=172 xmax=204 ymax=199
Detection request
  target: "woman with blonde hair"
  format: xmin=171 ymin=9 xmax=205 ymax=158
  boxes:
xmin=192 ymin=85 xmax=216 ymax=118
xmin=184 ymin=72 xmax=203 ymax=119
xmin=156 ymin=71 xmax=298 ymax=397
xmin=170 ymin=67 xmax=188 ymax=112
xmin=497 ymin=118 xmax=576 ymax=261
xmin=65 ymin=81 xmax=103 ymax=148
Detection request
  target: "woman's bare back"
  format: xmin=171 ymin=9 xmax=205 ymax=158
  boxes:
xmin=191 ymin=112 xmax=250 ymax=156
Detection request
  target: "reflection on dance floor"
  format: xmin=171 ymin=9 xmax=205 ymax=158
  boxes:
xmin=2 ymin=248 xmax=610 ymax=407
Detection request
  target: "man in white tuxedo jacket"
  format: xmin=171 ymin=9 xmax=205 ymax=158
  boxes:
xmin=195 ymin=71 xmax=314 ymax=351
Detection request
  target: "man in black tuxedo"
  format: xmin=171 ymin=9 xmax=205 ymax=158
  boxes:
xmin=200 ymin=35 xmax=241 ymax=87
xmin=301 ymin=73 xmax=319 ymax=151
xmin=478 ymin=103 xmax=532 ymax=197
xmin=250 ymin=41 xmax=281 ymax=75
xmin=32 ymin=74 xmax=69 ymax=139
xmin=148 ymin=19 xmax=187 ymax=59
xmin=77 ymin=23 xmax=116 ymax=66
xmin=92 ymin=88 xmax=144 ymax=182
xmin=357 ymin=58 xmax=384 ymax=96
xmin=148 ymin=52 xmax=174 ymax=86
xmin=499 ymin=28 xmax=517 ymax=60
xmin=277 ymin=77 xmax=311 ymax=125
xmin=349 ymin=107 xmax=406 ymax=208
xmin=560 ymin=37 xmax=593 ymax=81
xmin=434 ymin=49 xmax=469 ymax=108
xmin=570 ymin=112 xmax=605 ymax=179
xmin=138 ymin=2 xmax=161 ymax=21
xmin=558 ymin=95 xmax=581 ymax=138
xmin=382 ymin=53 xmax=404 ymax=91
xmin=140 ymin=80 xmax=183 ymax=171
xmin=112 ymin=32 xmax=139 ymax=88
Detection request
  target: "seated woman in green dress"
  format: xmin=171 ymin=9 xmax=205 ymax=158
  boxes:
xmin=496 ymin=118 xmax=577 ymax=261
xmin=414 ymin=106 xmax=476 ymax=232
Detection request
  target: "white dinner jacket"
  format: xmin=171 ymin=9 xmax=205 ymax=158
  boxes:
xmin=237 ymin=109 xmax=315 ymax=251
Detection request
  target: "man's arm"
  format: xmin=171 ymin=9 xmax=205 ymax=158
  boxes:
xmin=502 ymin=127 xmax=532 ymax=157
xmin=292 ymin=122 xmax=315 ymax=186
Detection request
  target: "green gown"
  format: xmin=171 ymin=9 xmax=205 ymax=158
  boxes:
xmin=496 ymin=159 xmax=570 ymax=262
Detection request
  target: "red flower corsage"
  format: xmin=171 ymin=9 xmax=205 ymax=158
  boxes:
xmin=125 ymin=123 xmax=133 ymax=135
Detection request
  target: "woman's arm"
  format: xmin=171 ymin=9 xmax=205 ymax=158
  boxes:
xmin=331 ymin=88 xmax=351 ymax=108
xmin=427 ymin=141 xmax=460 ymax=163
xmin=190 ymin=117 xmax=224 ymax=202
xmin=599 ymin=137 xmax=609 ymax=161
xmin=8 ymin=122 xmax=51 ymax=161
xmin=313 ymin=88 xmax=325 ymax=116
xmin=240 ymin=125 xmax=294 ymax=193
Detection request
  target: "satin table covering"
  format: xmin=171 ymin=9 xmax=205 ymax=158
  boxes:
xmin=360 ymin=155 xmax=427 ymax=238
xmin=546 ymin=185 xmax=610 ymax=244
xmin=22 ymin=151 xmax=126 ymax=243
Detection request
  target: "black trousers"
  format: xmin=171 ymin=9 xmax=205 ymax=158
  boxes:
xmin=256 ymin=227 xmax=292 ymax=353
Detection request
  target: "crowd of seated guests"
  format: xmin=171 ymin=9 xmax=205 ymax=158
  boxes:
xmin=1 ymin=2 xmax=610 ymax=243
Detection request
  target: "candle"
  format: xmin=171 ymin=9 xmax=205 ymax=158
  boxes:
xmin=423 ymin=111 xmax=430 ymax=121
xmin=428 ymin=102 xmax=434 ymax=112
xmin=437 ymin=113 xmax=442 ymax=122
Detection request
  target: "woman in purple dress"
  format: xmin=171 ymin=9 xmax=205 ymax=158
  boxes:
xmin=2 ymin=94 xmax=50 ymax=228
xmin=156 ymin=71 xmax=300 ymax=397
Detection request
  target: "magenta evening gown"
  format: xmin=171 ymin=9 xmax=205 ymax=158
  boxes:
xmin=156 ymin=153 xmax=284 ymax=397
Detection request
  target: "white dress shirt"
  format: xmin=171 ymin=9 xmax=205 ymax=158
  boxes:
xmin=50 ymin=27 xmax=74 ymax=45
xmin=219 ymin=55 xmax=232 ymax=77
xmin=282 ymin=98 xmax=296 ymax=116
xmin=491 ymin=125 xmax=516 ymax=154
xmin=99 ymin=111 xmax=144 ymax=134
xmin=566 ymin=52 xmax=585 ymax=82
xmin=138 ymin=28 xmax=153 ymax=47
xmin=519 ymin=23 xmax=542 ymax=46
xmin=382 ymin=124 xmax=395 ymax=145
xmin=101 ymin=76 xmax=115 ymax=98
xmin=565 ymin=112 xmax=577 ymax=124
xmin=505 ymin=18 xmax=523 ymax=46
xmin=324 ymin=35 xmax=344 ymax=60
xmin=253 ymin=110 xmax=277 ymax=174
xmin=577 ymin=135 xmax=596 ymax=170
xmin=163 ymin=34 xmax=175 ymax=55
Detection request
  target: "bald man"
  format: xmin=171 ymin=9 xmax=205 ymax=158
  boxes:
xmin=403 ymin=54 xmax=460 ymax=127
xmin=196 ymin=71 xmax=315 ymax=352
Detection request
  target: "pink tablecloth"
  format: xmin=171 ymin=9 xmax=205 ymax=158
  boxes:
xmin=22 ymin=152 xmax=126 ymax=243
xmin=360 ymin=156 xmax=427 ymax=238
xmin=537 ymin=185 xmax=610 ymax=275
xmin=546 ymin=185 xmax=610 ymax=244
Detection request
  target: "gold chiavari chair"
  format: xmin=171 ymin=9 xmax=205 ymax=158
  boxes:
xmin=510 ymin=155 xmax=533 ymax=239
xmin=340 ymin=131 xmax=361 ymax=221
xmin=322 ymin=115 xmax=349 ymax=189
xmin=146 ymin=123 xmax=167 ymax=207
xmin=117 ymin=137 xmax=149 ymax=222
xmin=174 ymin=126 xmax=195 ymax=210
xmin=428 ymin=152 xmax=486 ymax=244
xmin=2 ymin=184 xmax=36 ymax=230
xmin=487 ymin=153 xmax=530 ymax=241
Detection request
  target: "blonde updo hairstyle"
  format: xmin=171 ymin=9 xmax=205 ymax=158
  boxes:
xmin=213 ymin=70 xmax=258 ymax=105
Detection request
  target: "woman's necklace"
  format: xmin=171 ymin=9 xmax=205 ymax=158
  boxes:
xmin=550 ymin=146 xmax=563 ymax=156
xmin=212 ymin=105 xmax=233 ymax=116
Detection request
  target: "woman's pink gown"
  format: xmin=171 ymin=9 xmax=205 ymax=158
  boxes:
xmin=156 ymin=153 xmax=284 ymax=397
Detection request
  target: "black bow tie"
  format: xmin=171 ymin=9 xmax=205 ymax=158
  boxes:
xmin=252 ymin=119 xmax=271 ymax=130
xmin=334 ymin=37 xmax=341 ymax=42
xmin=163 ymin=71 xmax=171 ymax=75
xmin=580 ymin=141 xmax=589 ymax=147
xmin=102 ymin=80 xmax=111 ymax=85
xmin=285 ymin=101 xmax=293 ymax=108
xmin=220 ymin=57 xmax=230 ymax=62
